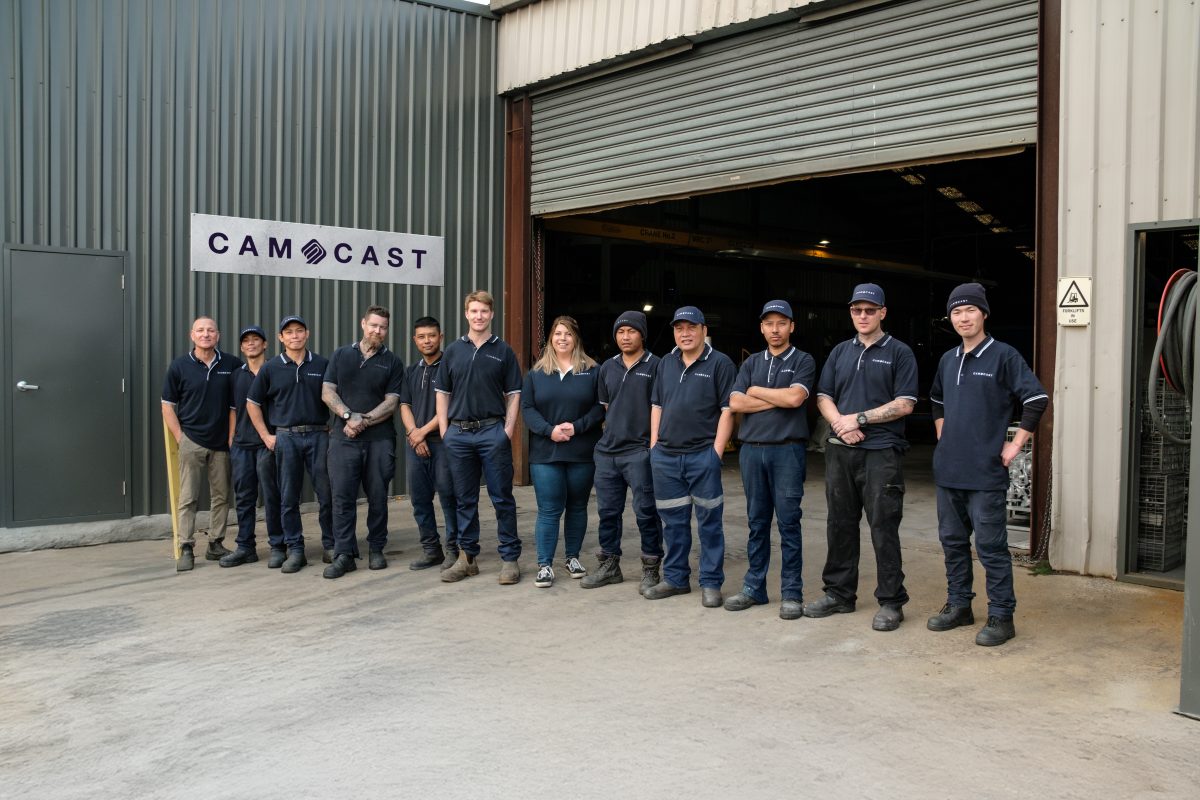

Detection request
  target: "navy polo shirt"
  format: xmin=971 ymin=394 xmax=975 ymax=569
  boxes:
xmin=732 ymin=346 xmax=816 ymax=443
xmin=232 ymin=363 xmax=272 ymax=447
xmin=323 ymin=343 xmax=405 ymax=442
xmin=816 ymin=334 xmax=918 ymax=451
xmin=247 ymin=350 xmax=331 ymax=428
xmin=931 ymin=336 xmax=1049 ymax=491
xmin=162 ymin=349 xmax=242 ymax=451
xmin=651 ymin=344 xmax=736 ymax=455
xmin=434 ymin=335 xmax=523 ymax=421
xmin=595 ymin=352 xmax=659 ymax=456
xmin=399 ymin=356 xmax=444 ymax=434
xmin=521 ymin=367 xmax=605 ymax=464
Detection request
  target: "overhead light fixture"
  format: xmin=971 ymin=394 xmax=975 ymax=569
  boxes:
xmin=991 ymin=226 xmax=1012 ymax=234
xmin=973 ymin=213 xmax=995 ymax=225
xmin=642 ymin=303 xmax=654 ymax=313
xmin=956 ymin=200 xmax=983 ymax=214
xmin=818 ymin=240 xmax=831 ymax=247
xmin=899 ymin=173 xmax=925 ymax=186
xmin=937 ymin=186 xmax=964 ymax=200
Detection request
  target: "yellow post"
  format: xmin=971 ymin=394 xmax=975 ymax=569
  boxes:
xmin=162 ymin=417 xmax=182 ymax=560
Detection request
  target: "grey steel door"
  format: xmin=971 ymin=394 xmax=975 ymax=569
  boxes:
xmin=4 ymin=247 xmax=130 ymax=525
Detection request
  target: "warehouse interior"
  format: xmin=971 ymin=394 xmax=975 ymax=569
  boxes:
xmin=542 ymin=148 xmax=1038 ymax=448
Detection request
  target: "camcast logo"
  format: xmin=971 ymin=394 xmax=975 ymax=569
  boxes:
xmin=302 ymin=239 xmax=327 ymax=265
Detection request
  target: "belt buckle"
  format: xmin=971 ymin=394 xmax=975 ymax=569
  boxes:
xmin=460 ymin=420 xmax=480 ymax=432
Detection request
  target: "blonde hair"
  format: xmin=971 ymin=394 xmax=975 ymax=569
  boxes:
xmin=534 ymin=316 xmax=596 ymax=375
xmin=463 ymin=290 xmax=494 ymax=311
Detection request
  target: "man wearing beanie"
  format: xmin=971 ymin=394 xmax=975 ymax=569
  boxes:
xmin=808 ymin=283 xmax=917 ymax=631
xmin=581 ymin=311 xmax=664 ymax=593
xmin=929 ymin=282 xmax=1048 ymax=646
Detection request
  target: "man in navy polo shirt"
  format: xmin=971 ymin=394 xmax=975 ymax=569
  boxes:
xmin=580 ymin=310 xmax=664 ymax=593
xmin=162 ymin=316 xmax=242 ymax=571
xmin=645 ymin=306 xmax=736 ymax=609
xmin=725 ymin=300 xmax=816 ymax=620
xmin=929 ymin=282 xmax=1048 ymax=646
xmin=321 ymin=305 xmax=406 ymax=579
xmin=435 ymin=290 xmax=524 ymax=585
xmin=399 ymin=316 xmax=460 ymax=571
xmin=219 ymin=324 xmax=284 ymax=568
xmin=247 ymin=315 xmax=333 ymax=574
xmin=807 ymin=283 xmax=918 ymax=632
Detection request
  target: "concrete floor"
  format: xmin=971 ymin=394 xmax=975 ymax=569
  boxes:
xmin=1 ymin=451 xmax=1198 ymax=799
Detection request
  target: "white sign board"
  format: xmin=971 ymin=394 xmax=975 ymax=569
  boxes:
xmin=1057 ymin=277 xmax=1091 ymax=326
xmin=190 ymin=213 xmax=444 ymax=286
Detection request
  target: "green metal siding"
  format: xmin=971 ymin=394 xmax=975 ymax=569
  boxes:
xmin=0 ymin=0 xmax=502 ymax=515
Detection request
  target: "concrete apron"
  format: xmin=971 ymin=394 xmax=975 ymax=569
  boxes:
xmin=1 ymin=454 xmax=1197 ymax=798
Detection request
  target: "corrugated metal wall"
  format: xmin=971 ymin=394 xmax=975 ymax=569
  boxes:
xmin=0 ymin=0 xmax=503 ymax=516
xmin=1051 ymin=0 xmax=1200 ymax=576
xmin=529 ymin=0 xmax=1038 ymax=216
xmin=496 ymin=0 xmax=827 ymax=93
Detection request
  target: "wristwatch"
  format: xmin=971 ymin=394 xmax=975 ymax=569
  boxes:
xmin=856 ymin=413 xmax=868 ymax=426
xmin=342 ymin=410 xmax=352 ymax=421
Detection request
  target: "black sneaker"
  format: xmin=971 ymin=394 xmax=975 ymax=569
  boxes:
xmin=927 ymin=604 xmax=975 ymax=632
xmin=534 ymin=564 xmax=555 ymax=588
xmin=564 ymin=557 xmax=587 ymax=579
xmin=975 ymin=616 xmax=1016 ymax=647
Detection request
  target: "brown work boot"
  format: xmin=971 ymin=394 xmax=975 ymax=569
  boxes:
xmin=441 ymin=551 xmax=477 ymax=583
xmin=498 ymin=559 xmax=521 ymax=585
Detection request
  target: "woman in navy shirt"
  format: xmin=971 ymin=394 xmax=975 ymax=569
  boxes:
xmin=521 ymin=316 xmax=605 ymax=588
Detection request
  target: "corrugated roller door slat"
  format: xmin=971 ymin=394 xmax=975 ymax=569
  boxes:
xmin=530 ymin=0 xmax=1038 ymax=215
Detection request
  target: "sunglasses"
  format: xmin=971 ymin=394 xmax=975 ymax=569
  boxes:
xmin=850 ymin=307 xmax=881 ymax=316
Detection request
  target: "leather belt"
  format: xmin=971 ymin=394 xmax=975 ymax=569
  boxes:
xmin=276 ymin=425 xmax=329 ymax=433
xmin=743 ymin=438 xmax=806 ymax=447
xmin=452 ymin=417 xmax=503 ymax=432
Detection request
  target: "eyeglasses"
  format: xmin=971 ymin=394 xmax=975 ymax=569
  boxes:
xmin=849 ymin=307 xmax=881 ymax=316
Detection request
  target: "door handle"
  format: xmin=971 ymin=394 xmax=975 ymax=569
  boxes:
xmin=16 ymin=380 xmax=40 ymax=392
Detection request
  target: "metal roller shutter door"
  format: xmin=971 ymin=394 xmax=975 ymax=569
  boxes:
xmin=530 ymin=0 xmax=1038 ymax=216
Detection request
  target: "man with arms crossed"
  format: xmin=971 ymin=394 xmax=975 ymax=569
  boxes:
xmin=929 ymin=282 xmax=1048 ymax=646
xmin=247 ymin=316 xmax=333 ymax=575
xmin=399 ymin=316 xmax=460 ymax=570
xmin=724 ymin=300 xmax=816 ymax=620
xmin=436 ymin=291 xmax=524 ymax=585
xmin=580 ymin=310 xmax=664 ymax=593
xmin=161 ymin=316 xmax=242 ymax=571
xmin=806 ymin=284 xmax=917 ymax=632
xmin=321 ymin=305 xmax=406 ymax=579
xmin=645 ymin=306 xmax=736 ymax=609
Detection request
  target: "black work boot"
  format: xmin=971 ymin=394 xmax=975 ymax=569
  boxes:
xmin=368 ymin=550 xmax=388 ymax=570
xmin=323 ymin=548 xmax=334 ymax=564
xmin=267 ymin=547 xmax=287 ymax=569
xmin=975 ymin=616 xmax=1016 ymax=646
xmin=580 ymin=554 xmax=623 ymax=589
xmin=280 ymin=547 xmax=307 ymax=574
xmin=441 ymin=548 xmax=460 ymax=571
xmin=639 ymin=556 xmax=661 ymax=597
xmin=324 ymin=553 xmax=358 ymax=579
xmin=643 ymin=581 xmax=690 ymax=600
xmin=803 ymin=593 xmax=856 ymax=618
xmin=206 ymin=540 xmax=232 ymax=561
xmin=219 ymin=548 xmax=259 ymax=568
xmin=409 ymin=550 xmax=445 ymax=571
xmin=176 ymin=544 xmax=195 ymax=572
xmin=926 ymin=604 xmax=975 ymax=632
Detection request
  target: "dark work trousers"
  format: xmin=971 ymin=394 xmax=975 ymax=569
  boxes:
xmin=230 ymin=444 xmax=282 ymax=551
xmin=407 ymin=435 xmax=459 ymax=556
xmin=328 ymin=436 xmax=396 ymax=557
xmin=275 ymin=430 xmax=334 ymax=551
xmin=738 ymin=442 xmax=806 ymax=603
xmin=651 ymin=447 xmax=725 ymax=590
xmin=821 ymin=444 xmax=908 ymax=608
xmin=936 ymin=486 xmax=1014 ymax=618
xmin=593 ymin=450 xmax=663 ymax=559
xmin=444 ymin=423 xmax=522 ymax=562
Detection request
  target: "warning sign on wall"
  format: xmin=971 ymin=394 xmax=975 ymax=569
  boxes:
xmin=1058 ymin=277 xmax=1091 ymax=326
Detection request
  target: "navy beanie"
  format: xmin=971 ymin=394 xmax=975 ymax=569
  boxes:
xmin=613 ymin=310 xmax=649 ymax=341
xmin=947 ymin=282 xmax=989 ymax=316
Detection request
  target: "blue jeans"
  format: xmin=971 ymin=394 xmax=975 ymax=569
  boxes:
xmin=650 ymin=447 xmax=725 ymax=589
xmin=274 ymin=430 xmax=333 ymax=550
xmin=530 ymin=461 xmax=595 ymax=565
xmin=936 ymin=487 xmax=1015 ymax=618
xmin=407 ymin=436 xmax=459 ymax=556
xmin=328 ymin=436 xmax=396 ymax=556
xmin=739 ymin=443 xmax=806 ymax=603
xmin=594 ymin=450 xmax=663 ymax=559
xmin=444 ymin=423 xmax=521 ymax=561
xmin=230 ymin=444 xmax=282 ymax=550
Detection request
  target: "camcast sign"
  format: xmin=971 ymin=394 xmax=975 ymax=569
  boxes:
xmin=190 ymin=213 xmax=444 ymax=286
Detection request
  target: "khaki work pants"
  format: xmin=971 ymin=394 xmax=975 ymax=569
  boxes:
xmin=177 ymin=435 xmax=232 ymax=547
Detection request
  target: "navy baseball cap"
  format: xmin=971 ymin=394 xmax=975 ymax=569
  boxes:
xmin=671 ymin=306 xmax=706 ymax=326
xmin=760 ymin=300 xmax=794 ymax=320
xmin=849 ymin=283 xmax=885 ymax=307
xmin=239 ymin=325 xmax=267 ymax=342
xmin=279 ymin=315 xmax=308 ymax=332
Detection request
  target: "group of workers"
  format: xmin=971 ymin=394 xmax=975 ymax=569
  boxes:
xmin=162 ymin=282 xmax=1047 ymax=647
